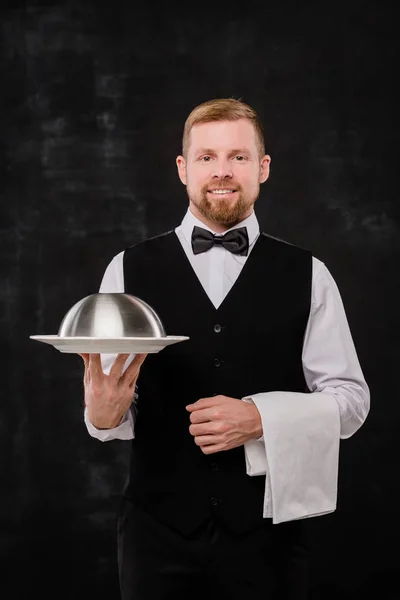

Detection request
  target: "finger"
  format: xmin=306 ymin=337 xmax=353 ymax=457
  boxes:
xmin=109 ymin=354 xmax=131 ymax=381
xmin=124 ymin=353 xmax=148 ymax=386
xmin=79 ymin=353 xmax=90 ymax=368
xmin=79 ymin=353 xmax=90 ymax=385
xmin=189 ymin=423 xmax=216 ymax=436
xmin=194 ymin=435 xmax=218 ymax=447
xmin=186 ymin=397 xmax=221 ymax=411
xmin=201 ymin=443 xmax=223 ymax=455
xmin=189 ymin=408 xmax=215 ymax=424
xmin=88 ymin=354 xmax=103 ymax=383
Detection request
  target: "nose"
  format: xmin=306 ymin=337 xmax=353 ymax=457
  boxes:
xmin=211 ymin=159 xmax=233 ymax=179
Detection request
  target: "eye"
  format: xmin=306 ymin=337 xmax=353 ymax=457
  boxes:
xmin=235 ymin=155 xmax=246 ymax=161
xmin=200 ymin=156 xmax=212 ymax=162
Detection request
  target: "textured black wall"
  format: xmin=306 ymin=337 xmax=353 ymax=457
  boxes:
xmin=1 ymin=2 xmax=399 ymax=598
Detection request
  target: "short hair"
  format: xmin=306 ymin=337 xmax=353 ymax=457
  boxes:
xmin=182 ymin=98 xmax=266 ymax=158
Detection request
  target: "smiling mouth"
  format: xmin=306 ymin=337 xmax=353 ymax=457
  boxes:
xmin=207 ymin=189 xmax=237 ymax=195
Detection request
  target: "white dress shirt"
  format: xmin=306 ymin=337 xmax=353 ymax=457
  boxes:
xmin=84 ymin=208 xmax=370 ymax=524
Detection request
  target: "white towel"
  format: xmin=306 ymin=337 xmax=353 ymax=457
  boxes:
xmin=244 ymin=391 xmax=341 ymax=523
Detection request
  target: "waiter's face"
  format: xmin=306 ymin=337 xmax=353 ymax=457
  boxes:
xmin=176 ymin=119 xmax=271 ymax=230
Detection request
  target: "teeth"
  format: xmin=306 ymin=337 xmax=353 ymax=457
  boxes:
xmin=209 ymin=190 xmax=235 ymax=194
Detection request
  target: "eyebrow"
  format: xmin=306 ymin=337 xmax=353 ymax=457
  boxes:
xmin=195 ymin=148 xmax=251 ymax=156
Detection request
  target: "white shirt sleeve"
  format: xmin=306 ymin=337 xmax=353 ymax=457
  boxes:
xmin=242 ymin=257 xmax=370 ymax=523
xmin=83 ymin=251 xmax=137 ymax=441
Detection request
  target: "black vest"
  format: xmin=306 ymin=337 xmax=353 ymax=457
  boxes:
xmin=122 ymin=229 xmax=312 ymax=536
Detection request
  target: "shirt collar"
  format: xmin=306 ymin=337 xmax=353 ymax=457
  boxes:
xmin=179 ymin=206 xmax=260 ymax=248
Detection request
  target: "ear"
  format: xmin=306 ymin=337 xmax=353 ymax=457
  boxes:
xmin=259 ymin=154 xmax=271 ymax=184
xmin=176 ymin=155 xmax=187 ymax=185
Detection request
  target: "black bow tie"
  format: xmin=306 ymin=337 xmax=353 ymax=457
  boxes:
xmin=191 ymin=225 xmax=249 ymax=256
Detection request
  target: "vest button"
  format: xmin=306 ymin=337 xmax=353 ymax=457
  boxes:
xmin=214 ymin=358 xmax=221 ymax=367
xmin=210 ymin=497 xmax=220 ymax=506
xmin=211 ymin=462 xmax=219 ymax=471
xmin=214 ymin=324 xmax=222 ymax=333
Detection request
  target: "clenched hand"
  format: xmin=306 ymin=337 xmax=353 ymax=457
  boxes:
xmin=186 ymin=395 xmax=262 ymax=454
xmin=80 ymin=353 xmax=147 ymax=429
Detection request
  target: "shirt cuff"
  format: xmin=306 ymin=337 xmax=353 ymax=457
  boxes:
xmin=241 ymin=396 xmax=267 ymax=476
xmin=84 ymin=407 xmax=134 ymax=442
xmin=242 ymin=395 xmax=264 ymax=442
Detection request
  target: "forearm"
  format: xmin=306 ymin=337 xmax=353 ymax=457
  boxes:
xmin=245 ymin=380 xmax=370 ymax=440
xmin=84 ymin=405 xmax=136 ymax=441
xmin=86 ymin=403 xmax=132 ymax=430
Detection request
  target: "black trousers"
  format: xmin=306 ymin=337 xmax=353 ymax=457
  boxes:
xmin=117 ymin=497 xmax=310 ymax=600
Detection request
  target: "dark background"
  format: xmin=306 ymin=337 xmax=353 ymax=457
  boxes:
xmin=1 ymin=1 xmax=399 ymax=598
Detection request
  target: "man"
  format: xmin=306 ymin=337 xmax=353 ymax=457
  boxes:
xmin=81 ymin=98 xmax=370 ymax=600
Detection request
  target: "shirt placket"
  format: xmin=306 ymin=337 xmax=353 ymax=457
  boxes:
xmin=208 ymin=246 xmax=225 ymax=308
